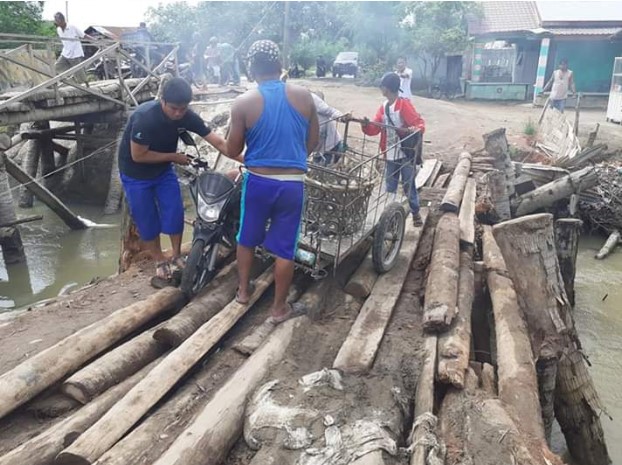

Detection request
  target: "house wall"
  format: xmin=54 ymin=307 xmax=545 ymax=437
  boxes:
xmin=513 ymin=39 xmax=540 ymax=85
xmin=548 ymin=39 xmax=622 ymax=92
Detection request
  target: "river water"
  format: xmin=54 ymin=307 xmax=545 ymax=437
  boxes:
xmin=0 ymin=211 xmax=620 ymax=460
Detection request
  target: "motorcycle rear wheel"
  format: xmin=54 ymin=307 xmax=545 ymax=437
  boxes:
xmin=180 ymin=239 xmax=216 ymax=298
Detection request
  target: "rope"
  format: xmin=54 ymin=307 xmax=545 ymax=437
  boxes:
xmin=2 ymin=140 xmax=117 ymax=196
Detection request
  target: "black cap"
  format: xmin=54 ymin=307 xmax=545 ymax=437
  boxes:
xmin=380 ymin=72 xmax=401 ymax=94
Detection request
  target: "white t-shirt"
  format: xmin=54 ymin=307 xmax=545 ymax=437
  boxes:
xmin=384 ymin=100 xmax=406 ymax=161
xmin=550 ymin=69 xmax=573 ymax=100
xmin=57 ymin=24 xmax=85 ymax=59
xmin=312 ymin=93 xmax=343 ymax=152
xmin=398 ymin=67 xmax=413 ymax=99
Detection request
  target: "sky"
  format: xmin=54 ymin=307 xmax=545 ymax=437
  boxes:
xmin=536 ymin=1 xmax=622 ymax=21
xmin=42 ymin=1 xmax=191 ymax=28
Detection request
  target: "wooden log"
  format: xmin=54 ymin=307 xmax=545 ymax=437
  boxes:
xmin=483 ymin=127 xmax=515 ymax=198
xmin=17 ymin=139 xmax=38 ymax=208
xmin=440 ymin=152 xmax=471 ymax=212
xmin=458 ymin=178 xmax=476 ymax=246
xmin=492 ymin=215 xmax=611 ymax=464
xmin=333 ymin=212 xmax=428 ymax=373
xmin=487 ymin=170 xmax=511 ymax=221
xmin=513 ymin=166 xmax=598 ymax=217
xmin=0 ymin=213 xmax=42 ymax=228
xmin=0 ymin=287 xmax=184 ymax=420
xmin=0 ymin=360 xmax=159 ymax=465
xmin=554 ymin=218 xmax=582 ymax=306
xmin=25 ymin=393 xmax=81 ymax=419
xmin=586 ymin=123 xmax=600 ymax=148
xmin=432 ymin=172 xmax=450 ymax=188
xmin=343 ymin=252 xmax=378 ymax=299
xmin=153 ymin=260 xmax=239 ymax=347
xmin=482 ymin=226 xmax=545 ymax=441
xmin=62 ymin=323 xmax=167 ymax=404
xmin=150 ymin=316 xmax=303 ymax=465
xmin=594 ymin=230 xmax=620 ymax=260
xmin=437 ymin=250 xmax=474 ymax=389
xmin=56 ymin=266 xmax=275 ymax=465
xmin=422 ymin=213 xmax=460 ymax=332
xmin=409 ymin=335 xmax=437 ymax=465
xmin=118 ymin=199 xmax=143 ymax=272
xmin=0 ymin=149 xmax=26 ymax=265
xmin=480 ymin=362 xmax=496 ymax=396
xmin=3 ymin=153 xmax=86 ymax=230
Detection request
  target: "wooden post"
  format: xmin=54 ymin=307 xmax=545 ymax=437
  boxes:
xmin=17 ymin=139 xmax=38 ymax=208
xmin=440 ymin=152 xmax=471 ymax=212
xmin=118 ymin=199 xmax=143 ymax=272
xmin=574 ymin=93 xmax=582 ymax=136
xmin=595 ymin=230 xmax=620 ymax=260
xmin=0 ymin=139 xmax=26 ymax=265
xmin=492 ymin=214 xmax=611 ymax=465
xmin=423 ymin=213 xmax=460 ymax=332
xmin=482 ymin=226 xmax=545 ymax=441
xmin=482 ymin=128 xmax=515 ymax=199
xmin=512 ymin=166 xmax=598 ymax=217
xmin=437 ymin=250 xmax=474 ymax=389
xmin=0 ymin=287 xmax=184 ymax=420
xmin=554 ymin=218 xmax=582 ymax=306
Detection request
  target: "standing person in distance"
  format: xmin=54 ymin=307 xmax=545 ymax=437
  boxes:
xmin=118 ymin=77 xmax=234 ymax=284
xmin=227 ymin=40 xmax=319 ymax=323
xmin=360 ymin=72 xmax=425 ymax=226
xmin=396 ymin=56 xmax=413 ymax=99
xmin=53 ymin=12 xmax=93 ymax=85
xmin=542 ymin=58 xmax=576 ymax=113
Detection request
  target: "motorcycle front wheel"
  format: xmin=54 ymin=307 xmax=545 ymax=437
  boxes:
xmin=180 ymin=239 xmax=216 ymax=298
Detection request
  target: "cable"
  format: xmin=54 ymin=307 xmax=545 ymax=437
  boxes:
xmin=2 ymin=140 xmax=117 ymax=196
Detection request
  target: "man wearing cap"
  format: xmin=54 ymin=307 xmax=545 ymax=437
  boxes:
xmin=227 ymin=40 xmax=319 ymax=323
xmin=361 ymin=72 xmax=425 ymax=226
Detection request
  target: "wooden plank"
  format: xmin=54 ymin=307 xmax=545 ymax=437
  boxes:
xmin=56 ymin=266 xmax=275 ymax=465
xmin=3 ymin=153 xmax=86 ymax=230
xmin=458 ymin=178 xmax=476 ymax=246
xmin=415 ymin=159 xmax=439 ymax=189
xmin=424 ymin=160 xmax=442 ymax=188
xmin=333 ymin=209 xmax=429 ymax=373
xmin=432 ymin=172 xmax=450 ymax=188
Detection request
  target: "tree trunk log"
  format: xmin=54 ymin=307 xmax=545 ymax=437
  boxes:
xmin=594 ymin=230 xmax=620 ymax=260
xmin=482 ymin=226 xmax=545 ymax=441
xmin=512 ymin=166 xmax=598 ymax=217
xmin=492 ymin=214 xmax=610 ymax=465
xmin=344 ymin=252 xmax=378 ymax=300
xmin=0 ymin=151 xmax=25 ymax=265
xmin=118 ymin=199 xmax=143 ymax=272
xmin=150 ymin=317 xmax=304 ymax=465
xmin=423 ymin=213 xmax=460 ymax=332
xmin=458 ymin=178 xmax=476 ymax=246
xmin=333 ymin=217 xmax=427 ymax=373
xmin=555 ymin=218 xmax=582 ymax=306
xmin=440 ymin=152 xmax=471 ymax=212
xmin=153 ymin=260 xmax=239 ymax=347
xmin=487 ymin=169 xmax=511 ymax=221
xmin=409 ymin=335 xmax=438 ymax=465
xmin=437 ymin=250 xmax=474 ymax=389
xmin=483 ymin=127 xmax=515 ymax=199
xmin=103 ymin=147 xmax=123 ymax=215
xmin=62 ymin=323 xmax=167 ymax=404
xmin=0 ymin=287 xmax=184 ymax=420
xmin=0 ymin=360 xmax=159 ymax=465
xmin=480 ymin=362 xmax=497 ymax=396
xmin=56 ymin=266 xmax=274 ymax=465
xmin=17 ymin=139 xmax=38 ymax=208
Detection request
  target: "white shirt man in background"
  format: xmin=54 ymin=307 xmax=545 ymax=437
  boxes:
xmin=54 ymin=12 xmax=90 ymax=85
xmin=543 ymin=58 xmax=576 ymax=113
xmin=396 ymin=56 xmax=413 ymax=99
xmin=311 ymin=91 xmax=345 ymax=166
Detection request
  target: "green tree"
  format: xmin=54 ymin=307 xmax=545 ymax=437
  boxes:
xmin=0 ymin=1 xmax=50 ymax=37
xmin=402 ymin=2 xmax=479 ymax=81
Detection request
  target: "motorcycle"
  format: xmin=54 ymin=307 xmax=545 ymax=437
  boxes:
xmin=178 ymin=131 xmax=241 ymax=297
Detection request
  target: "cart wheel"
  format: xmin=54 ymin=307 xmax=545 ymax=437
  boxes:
xmin=372 ymin=202 xmax=406 ymax=274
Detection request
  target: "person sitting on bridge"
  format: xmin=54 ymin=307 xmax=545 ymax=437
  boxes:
xmin=118 ymin=77 xmax=231 ymax=284
xmin=360 ymin=72 xmax=425 ymax=226
xmin=54 ymin=12 xmax=94 ymax=85
xmin=227 ymin=39 xmax=319 ymax=323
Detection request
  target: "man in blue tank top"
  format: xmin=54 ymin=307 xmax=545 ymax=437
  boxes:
xmin=227 ymin=40 xmax=319 ymax=323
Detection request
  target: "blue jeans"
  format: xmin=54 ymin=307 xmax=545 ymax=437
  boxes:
xmin=550 ymin=99 xmax=566 ymax=113
xmin=385 ymin=158 xmax=419 ymax=215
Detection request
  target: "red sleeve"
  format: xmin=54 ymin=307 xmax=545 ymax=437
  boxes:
xmin=400 ymin=99 xmax=425 ymax=134
xmin=362 ymin=105 xmax=384 ymax=136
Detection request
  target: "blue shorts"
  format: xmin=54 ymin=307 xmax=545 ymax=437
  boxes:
xmin=237 ymin=172 xmax=304 ymax=260
xmin=120 ymin=167 xmax=184 ymax=241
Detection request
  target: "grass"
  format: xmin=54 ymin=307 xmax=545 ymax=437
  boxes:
xmin=523 ymin=118 xmax=537 ymax=136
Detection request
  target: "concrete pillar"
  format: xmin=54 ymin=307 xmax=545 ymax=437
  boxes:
xmin=534 ymin=37 xmax=551 ymax=102
xmin=471 ymin=43 xmax=485 ymax=82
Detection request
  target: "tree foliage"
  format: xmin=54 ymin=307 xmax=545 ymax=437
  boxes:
xmin=0 ymin=1 xmax=51 ymax=36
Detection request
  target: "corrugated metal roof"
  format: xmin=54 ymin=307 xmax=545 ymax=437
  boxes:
xmin=546 ymin=26 xmax=622 ymax=36
xmin=468 ymin=1 xmax=540 ymax=36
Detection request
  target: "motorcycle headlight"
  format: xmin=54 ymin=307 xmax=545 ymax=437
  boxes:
xmin=197 ymin=195 xmax=225 ymax=223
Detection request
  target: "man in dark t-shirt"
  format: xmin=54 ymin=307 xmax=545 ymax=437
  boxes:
xmin=118 ymin=77 xmax=230 ymax=281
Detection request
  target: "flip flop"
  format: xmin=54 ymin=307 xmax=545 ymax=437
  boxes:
xmin=235 ymin=281 xmax=256 ymax=305
xmin=268 ymin=302 xmax=307 ymax=325
xmin=151 ymin=262 xmax=175 ymax=289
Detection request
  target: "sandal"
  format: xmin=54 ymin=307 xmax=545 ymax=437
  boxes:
xmin=268 ymin=302 xmax=307 ymax=325
xmin=150 ymin=262 xmax=174 ymax=289
xmin=235 ymin=281 xmax=256 ymax=305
